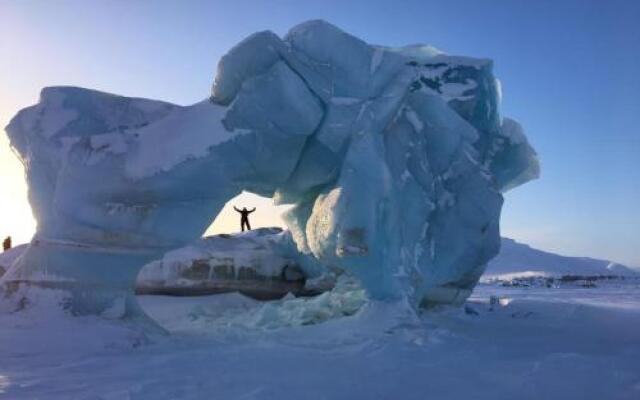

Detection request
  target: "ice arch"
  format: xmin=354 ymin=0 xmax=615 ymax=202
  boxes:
xmin=1 ymin=20 xmax=538 ymax=318
xmin=205 ymin=192 xmax=291 ymax=235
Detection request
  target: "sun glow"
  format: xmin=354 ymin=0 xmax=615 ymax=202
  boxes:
xmin=0 ymin=135 xmax=36 ymax=246
xmin=205 ymin=192 xmax=291 ymax=236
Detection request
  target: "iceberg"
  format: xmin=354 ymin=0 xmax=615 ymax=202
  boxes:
xmin=1 ymin=20 xmax=538 ymax=319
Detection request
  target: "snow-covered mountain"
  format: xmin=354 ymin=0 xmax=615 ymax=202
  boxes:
xmin=485 ymin=237 xmax=637 ymax=277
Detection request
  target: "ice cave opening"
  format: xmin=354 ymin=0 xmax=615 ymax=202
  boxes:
xmin=205 ymin=192 xmax=291 ymax=237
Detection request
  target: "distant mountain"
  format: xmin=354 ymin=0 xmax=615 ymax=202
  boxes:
xmin=485 ymin=238 xmax=638 ymax=277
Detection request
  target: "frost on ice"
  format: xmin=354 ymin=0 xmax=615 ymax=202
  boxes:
xmin=1 ymin=20 xmax=538 ymax=319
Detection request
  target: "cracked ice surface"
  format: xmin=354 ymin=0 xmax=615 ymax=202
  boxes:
xmin=2 ymin=20 xmax=538 ymax=316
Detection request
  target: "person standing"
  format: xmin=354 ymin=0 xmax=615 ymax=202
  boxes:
xmin=3 ymin=236 xmax=11 ymax=252
xmin=233 ymin=207 xmax=256 ymax=232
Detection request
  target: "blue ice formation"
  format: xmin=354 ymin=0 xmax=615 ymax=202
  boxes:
xmin=2 ymin=20 xmax=538 ymax=316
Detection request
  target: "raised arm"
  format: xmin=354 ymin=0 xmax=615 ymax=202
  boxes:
xmin=233 ymin=206 xmax=241 ymax=213
xmin=248 ymin=207 xmax=256 ymax=214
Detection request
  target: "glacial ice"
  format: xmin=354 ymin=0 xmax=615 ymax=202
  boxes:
xmin=2 ymin=20 xmax=538 ymax=318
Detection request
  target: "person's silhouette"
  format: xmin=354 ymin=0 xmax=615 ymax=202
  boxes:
xmin=233 ymin=206 xmax=256 ymax=232
xmin=3 ymin=236 xmax=11 ymax=252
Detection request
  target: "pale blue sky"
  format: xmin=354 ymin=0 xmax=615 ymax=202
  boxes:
xmin=1 ymin=0 xmax=638 ymax=267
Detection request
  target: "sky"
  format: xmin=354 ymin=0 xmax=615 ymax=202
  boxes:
xmin=0 ymin=0 xmax=638 ymax=267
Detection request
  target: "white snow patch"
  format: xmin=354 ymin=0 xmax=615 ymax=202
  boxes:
xmin=90 ymin=133 xmax=128 ymax=154
xmin=86 ymin=133 xmax=129 ymax=165
xmin=481 ymin=270 xmax=552 ymax=282
xmin=439 ymin=80 xmax=477 ymax=102
xmin=495 ymin=78 xmax=503 ymax=104
xmin=125 ymin=100 xmax=232 ymax=179
xmin=386 ymin=44 xmax=444 ymax=60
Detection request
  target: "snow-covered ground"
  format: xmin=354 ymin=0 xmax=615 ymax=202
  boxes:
xmin=1 ymin=279 xmax=639 ymax=399
xmin=0 ymin=244 xmax=26 ymax=276
xmin=1 ymin=234 xmax=638 ymax=399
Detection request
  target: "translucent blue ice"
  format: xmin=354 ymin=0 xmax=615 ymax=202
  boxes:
xmin=2 ymin=20 xmax=538 ymax=316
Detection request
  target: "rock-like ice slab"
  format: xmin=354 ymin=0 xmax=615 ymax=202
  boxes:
xmin=136 ymin=228 xmax=311 ymax=300
xmin=2 ymin=20 xmax=538 ymax=319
